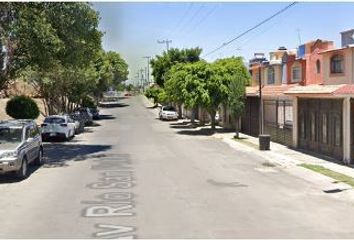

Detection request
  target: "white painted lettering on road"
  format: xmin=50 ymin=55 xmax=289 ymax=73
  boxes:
xmin=85 ymin=205 xmax=134 ymax=217
xmin=94 ymin=224 xmax=135 ymax=239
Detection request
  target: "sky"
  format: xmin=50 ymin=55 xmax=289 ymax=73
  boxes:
xmin=93 ymin=2 xmax=354 ymax=85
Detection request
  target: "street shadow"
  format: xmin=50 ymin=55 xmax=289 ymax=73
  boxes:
xmin=176 ymin=127 xmax=234 ymax=136
xmin=0 ymin=164 xmax=42 ymax=183
xmin=170 ymin=123 xmax=199 ymax=129
xmin=102 ymin=103 xmax=129 ymax=108
xmin=88 ymin=122 xmax=101 ymax=127
xmin=207 ymin=179 xmax=248 ymax=188
xmin=42 ymin=143 xmax=112 ymax=168
xmin=97 ymin=114 xmax=116 ymax=120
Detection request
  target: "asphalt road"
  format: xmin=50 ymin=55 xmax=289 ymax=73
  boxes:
xmin=1 ymin=95 xmax=354 ymax=239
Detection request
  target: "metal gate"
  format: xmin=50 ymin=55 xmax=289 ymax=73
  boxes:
xmin=263 ymin=99 xmax=293 ymax=146
xmin=241 ymin=97 xmax=260 ymax=137
xmin=298 ymin=98 xmax=343 ymax=160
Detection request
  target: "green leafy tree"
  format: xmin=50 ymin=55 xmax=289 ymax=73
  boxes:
xmin=94 ymin=51 xmax=129 ymax=99
xmin=145 ymin=86 xmax=163 ymax=105
xmin=164 ymin=63 xmax=189 ymax=118
xmin=204 ymin=57 xmax=250 ymax=130
xmin=6 ymin=95 xmax=39 ymax=119
xmin=228 ymin=74 xmax=247 ymax=138
xmin=150 ymin=47 xmax=202 ymax=86
xmin=182 ymin=61 xmax=210 ymax=124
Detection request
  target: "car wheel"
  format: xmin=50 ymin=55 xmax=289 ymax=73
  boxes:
xmin=34 ymin=148 xmax=43 ymax=166
xmin=16 ymin=157 xmax=28 ymax=179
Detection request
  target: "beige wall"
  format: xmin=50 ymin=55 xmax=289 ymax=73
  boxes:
xmin=323 ymin=48 xmax=354 ymax=85
xmin=264 ymin=65 xmax=282 ymax=86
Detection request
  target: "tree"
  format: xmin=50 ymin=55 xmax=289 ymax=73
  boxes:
xmin=94 ymin=51 xmax=129 ymax=100
xmin=150 ymin=47 xmax=202 ymax=86
xmin=228 ymin=74 xmax=247 ymax=138
xmin=145 ymin=86 xmax=163 ymax=105
xmin=164 ymin=63 xmax=188 ymax=118
xmin=204 ymin=57 xmax=250 ymax=130
xmin=182 ymin=61 xmax=210 ymax=124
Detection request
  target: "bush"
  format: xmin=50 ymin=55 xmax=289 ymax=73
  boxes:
xmin=81 ymin=96 xmax=96 ymax=108
xmin=6 ymin=95 xmax=40 ymax=119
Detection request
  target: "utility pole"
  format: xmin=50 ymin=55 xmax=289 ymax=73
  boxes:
xmin=143 ymin=56 xmax=151 ymax=85
xmin=135 ymin=72 xmax=140 ymax=90
xmin=157 ymin=39 xmax=172 ymax=51
xmin=140 ymin=68 xmax=145 ymax=91
xmin=258 ymin=66 xmax=263 ymax=135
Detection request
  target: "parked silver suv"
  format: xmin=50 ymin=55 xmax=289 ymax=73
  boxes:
xmin=0 ymin=120 xmax=43 ymax=179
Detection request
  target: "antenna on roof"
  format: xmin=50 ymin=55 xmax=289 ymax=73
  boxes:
xmin=297 ymin=28 xmax=302 ymax=45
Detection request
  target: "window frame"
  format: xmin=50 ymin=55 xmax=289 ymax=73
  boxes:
xmin=330 ymin=54 xmax=344 ymax=74
xmin=291 ymin=64 xmax=302 ymax=83
xmin=267 ymin=66 xmax=275 ymax=85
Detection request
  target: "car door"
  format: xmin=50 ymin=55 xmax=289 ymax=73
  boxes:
xmin=24 ymin=126 xmax=36 ymax=161
xmin=31 ymin=125 xmax=41 ymax=160
xmin=67 ymin=117 xmax=76 ymax=136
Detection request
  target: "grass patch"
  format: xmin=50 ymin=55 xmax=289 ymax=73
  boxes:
xmin=232 ymin=137 xmax=259 ymax=150
xmin=299 ymin=163 xmax=354 ymax=187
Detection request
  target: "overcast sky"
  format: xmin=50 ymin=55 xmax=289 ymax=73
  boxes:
xmin=93 ymin=2 xmax=354 ymax=85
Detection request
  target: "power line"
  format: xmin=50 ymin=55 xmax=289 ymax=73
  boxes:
xmin=171 ymin=3 xmax=194 ymax=36
xmin=203 ymin=2 xmax=298 ymax=58
xmin=189 ymin=3 xmax=219 ymax=33
xmin=176 ymin=4 xmax=205 ymax=36
xmin=182 ymin=3 xmax=220 ymax=42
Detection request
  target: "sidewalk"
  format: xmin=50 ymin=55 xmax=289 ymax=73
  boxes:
xmin=214 ymin=131 xmax=354 ymax=178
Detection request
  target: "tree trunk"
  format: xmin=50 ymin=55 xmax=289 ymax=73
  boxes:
xmin=210 ymin=110 xmax=216 ymax=130
xmin=177 ymin=104 xmax=182 ymax=119
xmin=191 ymin=108 xmax=195 ymax=124
xmin=234 ymin=116 xmax=240 ymax=139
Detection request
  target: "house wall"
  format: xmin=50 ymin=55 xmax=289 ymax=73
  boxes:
xmin=287 ymin=59 xmax=306 ymax=84
xmin=306 ymin=48 xmax=323 ymax=85
xmin=322 ymin=48 xmax=354 ymax=85
xmin=264 ymin=65 xmax=282 ymax=86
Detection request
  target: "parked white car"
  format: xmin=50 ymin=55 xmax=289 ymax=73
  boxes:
xmin=41 ymin=115 xmax=76 ymax=141
xmin=159 ymin=106 xmax=178 ymax=120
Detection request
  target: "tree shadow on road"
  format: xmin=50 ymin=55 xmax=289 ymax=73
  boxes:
xmin=176 ymin=127 xmax=234 ymax=136
xmin=42 ymin=143 xmax=112 ymax=168
xmin=97 ymin=114 xmax=116 ymax=120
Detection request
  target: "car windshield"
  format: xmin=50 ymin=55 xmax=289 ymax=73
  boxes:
xmin=44 ymin=117 xmax=65 ymax=124
xmin=0 ymin=127 xmax=23 ymax=143
xmin=163 ymin=106 xmax=176 ymax=111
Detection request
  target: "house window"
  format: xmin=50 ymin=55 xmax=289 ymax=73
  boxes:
xmin=267 ymin=67 xmax=275 ymax=84
xmin=330 ymin=55 xmax=344 ymax=74
xmin=292 ymin=65 xmax=301 ymax=82
xmin=254 ymin=72 xmax=260 ymax=83
xmin=316 ymin=60 xmax=321 ymax=74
